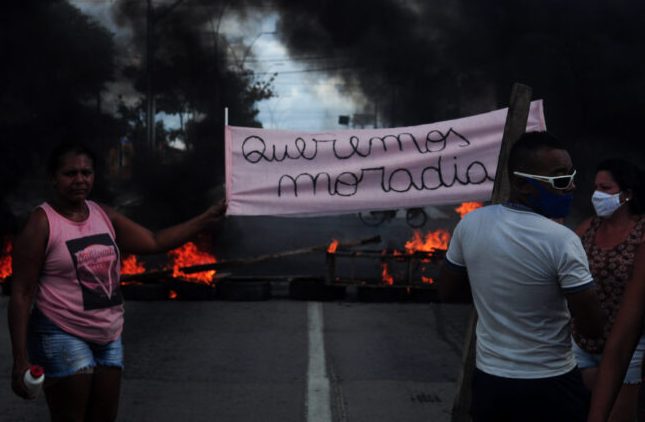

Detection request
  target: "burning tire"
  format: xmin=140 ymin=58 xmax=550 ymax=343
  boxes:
xmin=407 ymin=286 xmax=439 ymax=302
xmin=167 ymin=279 xmax=217 ymax=301
xmin=356 ymin=285 xmax=410 ymax=302
xmin=120 ymin=282 xmax=170 ymax=301
xmin=1 ymin=276 xmax=11 ymax=296
xmin=356 ymin=285 xmax=439 ymax=302
xmin=289 ymin=277 xmax=346 ymax=301
xmin=216 ymin=279 xmax=271 ymax=301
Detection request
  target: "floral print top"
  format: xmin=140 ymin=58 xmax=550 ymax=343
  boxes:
xmin=572 ymin=215 xmax=645 ymax=354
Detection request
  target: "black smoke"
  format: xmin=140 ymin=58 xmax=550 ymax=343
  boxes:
xmin=269 ymin=0 xmax=645 ymax=216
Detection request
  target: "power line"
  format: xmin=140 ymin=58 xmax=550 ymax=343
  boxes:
xmin=244 ymin=55 xmax=352 ymax=63
xmin=253 ymin=65 xmax=364 ymax=75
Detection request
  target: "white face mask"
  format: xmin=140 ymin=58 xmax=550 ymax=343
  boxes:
xmin=591 ymin=191 xmax=623 ymax=217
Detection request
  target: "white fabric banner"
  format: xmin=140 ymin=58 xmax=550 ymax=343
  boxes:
xmin=225 ymin=100 xmax=546 ymax=216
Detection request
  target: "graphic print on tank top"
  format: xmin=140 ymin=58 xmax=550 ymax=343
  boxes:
xmin=66 ymin=233 xmax=123 ymax=310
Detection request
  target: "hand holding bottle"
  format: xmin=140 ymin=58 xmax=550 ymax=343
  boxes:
xmin=23 ymin=365 xmax=45 ymax=398
xmin=12 ymin=361 xmax=44 ymax=400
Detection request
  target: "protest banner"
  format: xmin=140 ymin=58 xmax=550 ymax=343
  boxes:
xmin=225 ymin=100 xmax=546 ymax=216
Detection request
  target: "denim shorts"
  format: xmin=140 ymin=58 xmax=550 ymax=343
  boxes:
xmin=27 ymin=308 xmax=124 ymax=378
xmin=572 ymin=336 xmax=645 ymax=384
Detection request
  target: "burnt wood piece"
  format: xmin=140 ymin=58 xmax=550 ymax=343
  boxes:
xmin=216 ymin=279 xmax=271 ymax=301
xmin=120 ymin=235 xmax=382 ymax=283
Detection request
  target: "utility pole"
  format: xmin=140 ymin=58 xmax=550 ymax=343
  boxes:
xmin=145 ymin=0 xmax=186 ymax=153
xmin=145 ymin=0 xmax=155 ymax=152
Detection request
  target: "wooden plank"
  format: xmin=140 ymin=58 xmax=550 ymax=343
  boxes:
xmin=491 ymin=83 xmax=535 ymax=204
xmin=120 ymin=235 xmax=381 ymax=282
xmin=450 ymin=83 xmax=533 ymax=422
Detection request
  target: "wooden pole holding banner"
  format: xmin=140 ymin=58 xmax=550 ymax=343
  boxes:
xmin=450 ymin=83 xmax=533 ymax=422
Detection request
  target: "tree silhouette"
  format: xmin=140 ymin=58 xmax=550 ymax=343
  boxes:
xmin=111 ymin=0 xmax=276 ymax=226
xmin=0 ymin=1 xmax=119 ymax=232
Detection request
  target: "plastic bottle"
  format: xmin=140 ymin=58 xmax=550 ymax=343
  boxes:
xmin=23 ymin=365 xmax=45 ymax=398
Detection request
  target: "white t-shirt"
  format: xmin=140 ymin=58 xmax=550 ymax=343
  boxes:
xmin=445 ymin=204 xmax=593 ymax=379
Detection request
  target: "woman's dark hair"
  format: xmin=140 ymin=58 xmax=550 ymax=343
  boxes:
xmin=596 ymin=158 xmax=645 ymax=214
xmin=47 ymin=143 xmax=97 ymax=176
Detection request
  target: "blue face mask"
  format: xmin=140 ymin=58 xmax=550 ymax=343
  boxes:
xmin=525 ymin=179 xmax=574 ymax=219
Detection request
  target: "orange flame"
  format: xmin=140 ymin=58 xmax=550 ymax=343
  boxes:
xmin=421 ymin=276 xmax=434 ymax=284
xmin=168 ymin=242 xmax=216 ymax=284
xmin=404 ymin=229 xmax=450 ymax=254
xmin=121 ymin=255 xmax=145 ymax=275
xmin=0 ymin=238 xmax=13 ymax=280
xmin=168 ymin=290 xmax=178 ymax=300
xmin=455 ymin=202 xmax=483 ymax=218
xmin=381 ymin=262 xmax=394 ymax=285
xmin=327 ymin=239 xmax=339 ymax=254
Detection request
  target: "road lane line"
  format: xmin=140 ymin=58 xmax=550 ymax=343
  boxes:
xmin=307 ymin=301 xmax=332 ymax=422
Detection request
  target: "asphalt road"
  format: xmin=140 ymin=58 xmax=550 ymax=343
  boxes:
xmin=0 ymin=292 xmax=471 ymax=422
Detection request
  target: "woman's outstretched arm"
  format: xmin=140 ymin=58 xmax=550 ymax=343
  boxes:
xmin=103 ymin=199 xmax=226 ymax=255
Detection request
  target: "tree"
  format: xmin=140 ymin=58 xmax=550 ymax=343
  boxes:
xmin=110 ymin=0 xmax=276 ymax=225
xmin=0 ymin=1 xmax=119 ymax=233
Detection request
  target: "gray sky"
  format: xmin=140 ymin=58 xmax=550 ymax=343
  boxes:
xmin=244 ymin=22 xmax=364 ymax=130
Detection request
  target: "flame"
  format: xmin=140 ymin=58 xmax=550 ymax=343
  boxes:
xmin=421 ymin=276 xmax=434 ymax=284
xmin=0 ymin=238 xmax=13 ymax=280
xmin=168 ymin=290 xmax=178 ymax=300
xmin=404 ymin=229 xmax=450 ymax=254
xmin=121 ymin=255 xmax=145 ymax=275
xmin=455 ymin=201 xmax=483 ymax=218
xmin=327 ymin=239 xmax=339 ymax=253
xmin=168 ymin=242 xmax=216 ymax=284
xmin=381 ymin=262 xmax=394 ymax=285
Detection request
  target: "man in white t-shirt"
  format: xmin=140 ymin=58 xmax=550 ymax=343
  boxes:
xmin=438 ymin=131 xmax=604 ymax=422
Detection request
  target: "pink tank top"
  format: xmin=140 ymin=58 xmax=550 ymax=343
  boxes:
xmin=36 ymin=201 xmax=124 ymax=344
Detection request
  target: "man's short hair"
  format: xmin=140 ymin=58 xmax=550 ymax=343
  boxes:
xmin=507 ymin=131 xmax=566 ymax=175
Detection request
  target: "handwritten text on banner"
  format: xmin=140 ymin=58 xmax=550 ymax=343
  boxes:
xmin=225 ymin=100 xmax=546 ymax=216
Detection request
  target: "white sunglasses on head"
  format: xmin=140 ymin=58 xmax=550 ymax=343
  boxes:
xmin=513 ymin=169 xmax=576 ymax=190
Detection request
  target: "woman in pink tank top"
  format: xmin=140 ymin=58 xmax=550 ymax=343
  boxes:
xmin=8 ymin=143 xmax=226 ymax=421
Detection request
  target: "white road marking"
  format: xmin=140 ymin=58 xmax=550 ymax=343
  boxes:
xmin=306 ymin=301 xmax=332 ymax=422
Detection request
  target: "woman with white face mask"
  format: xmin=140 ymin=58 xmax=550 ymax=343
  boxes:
xmin=569 ymin=159 xmax=645 ymax=422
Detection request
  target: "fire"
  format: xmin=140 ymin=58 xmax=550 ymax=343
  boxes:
xmin=168 ymin=242 xmax=217 ymax=284
xmin=455 ymin=201 xmax=483 ymax=218
xmin=327 ymin=239 xmax=339 ymax=254
xmin=168 ymin=290 xmax=178 ymax=300
xmin=375 ymin=229 xmax=451 ymax=285
xmin=0 ymin=238 xmax=12 ymax=280
xmin=404 ymin=229 xmax=450 ymax=254
xmin=121 ymin=255 xmax=145 ymax=275
xmin=381 ymin=262 xmax=394 ymax=285
xmin=421 ymin=276 xmax=434 ymax=284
